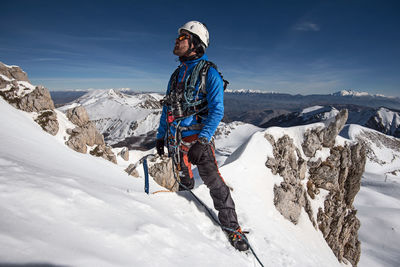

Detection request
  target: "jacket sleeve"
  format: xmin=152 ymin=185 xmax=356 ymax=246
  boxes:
xmin=198 ymin=67 xmax=224 ymax=142
xmin=156 ymin=82 xmax=171 ymax=140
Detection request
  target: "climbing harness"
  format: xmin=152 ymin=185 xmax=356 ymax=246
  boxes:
xmin=160 ymin=60 xmax=228 ymax=123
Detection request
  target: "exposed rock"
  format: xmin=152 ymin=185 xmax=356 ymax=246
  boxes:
xmin=90 ymin=144 xmax=117 ymax=164
xmin=125 ymin=164 xmax=139 ymax=177
xmin=1 ymin=62 xmax=59 ymax=135
xmin=148 ymin=156 xmax=179 ymax=192
xmin=273 ymin=183 xmax=306 ymax=224
xmin=66 ymin=106 xmax=90 ymax=127
xmin=63 ymin=106 xmax=116 ymax=164
xmin=18 ymin=86 xmax=55 ymax=112
xmin=265 ymin=133 xmax=311 ymax=224
xmin=302 ymin=127 xmax=323 ymax=157
xmin=66 ymin=122 xmax=104 ymax=153
xmin=0 ymin=62 xmax=29 ymax=82
xmin=322 ymin=109 xmax=348 ymax=148
xmin=118 ymin=147 xmax=129 ymax=161
xmin=64 ymin=106 xmax=116 ymax=164
xmin=301 ymin=109 xmax=348 ymax=157
xmin=34 ymin=110 xmax=59 ymax=136
xmin=0 ymin=75 xmax=10 ymax=89
xmin=265 ymin=109 xmax=364 ymax=266
xmin=1 ymin=84 xmax=55 ymax=112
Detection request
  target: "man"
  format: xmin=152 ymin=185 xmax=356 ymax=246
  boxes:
xmin=155 ymin=21 xmax=248 ymax=252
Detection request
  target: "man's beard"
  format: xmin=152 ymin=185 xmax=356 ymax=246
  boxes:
xmin=173 ymin=45 xmax=188 ymax=56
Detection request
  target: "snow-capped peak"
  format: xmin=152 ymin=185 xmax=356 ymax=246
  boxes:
xmin=331 ymin=89 xmax=395 ymax=98
xmin=334 ymin=89 xmax=370 ymax=97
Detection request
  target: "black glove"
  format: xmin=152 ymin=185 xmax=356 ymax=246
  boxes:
xmin=156 ymin=138 xmax=165 ymax=156
xmin=188 ymin=138 xmax=208 ymax=165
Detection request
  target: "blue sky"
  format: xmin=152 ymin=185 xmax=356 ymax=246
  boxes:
xmin=1 ymin=0 xmax=399 ymax=96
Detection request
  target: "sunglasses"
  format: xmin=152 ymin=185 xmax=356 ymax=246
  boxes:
xmin=176 ymin=33 xmax=191 ymax=41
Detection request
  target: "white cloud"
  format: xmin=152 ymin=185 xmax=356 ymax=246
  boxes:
xmin=294 ymin=22 xmax=320 ymax=32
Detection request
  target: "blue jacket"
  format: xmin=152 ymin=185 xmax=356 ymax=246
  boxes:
xmin=156 ymin=54 xmax=224 ymax=142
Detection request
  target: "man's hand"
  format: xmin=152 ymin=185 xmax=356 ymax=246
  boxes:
xmin=188 ymin=137 xmax=208 ymax=164
xmin=156 ymin=138 xmax=165 ymax=156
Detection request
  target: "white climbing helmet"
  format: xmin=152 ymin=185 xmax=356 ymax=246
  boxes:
xmin=178 ymin=21 xmax=209 ymax=48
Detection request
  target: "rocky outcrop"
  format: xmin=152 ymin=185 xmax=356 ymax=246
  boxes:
xmin=265 ymin=109 xmax=365 ymax=266
xmin=0 ymin=84 xmax=55 ymax=112
xmin=1 ymin=62 xmax=59 ymax=136
xmin=302 ymin=109 xmax=348 ymax=157
xmin=125 ymin=163 xmax=140 ymax=177
xmin=118 ymin=147 xmax=129 ymax=161
xmin=265 ymin=134 xmax=310 ymax=225
xmin=18 ymin=86 xmax=55 ymax=112
xmin=65 ymin=123 xmax=103 ymax=152
xmin=89 ymin=144 xmax=117 ymax=164
xmin=312 ymin=143 xmax=365 ymax=266
xmin=65 ymin=106 xmax=116 ymax=164
xmin=34 ymin=110 xmax=59 ymax=136
xmin=148 ymin=156 xmax=179 ymax=192
xmin=66 ymin=106 xmax=90 ymax=127
xmin=0 ymin=63 xmax=29 ymax=82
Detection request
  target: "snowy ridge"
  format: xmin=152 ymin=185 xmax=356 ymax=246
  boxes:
xmin=214 ymin=121 xmax=263 ymax=165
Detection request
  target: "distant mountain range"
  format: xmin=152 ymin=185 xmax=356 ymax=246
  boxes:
xmin=260 ymin=105 xmax=400 ymax=138
xmin=53 ymin=89 xmax=400 ymax=142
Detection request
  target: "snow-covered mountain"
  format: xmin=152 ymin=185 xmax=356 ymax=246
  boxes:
xmin=261 ymin=105 xmax=400 ymax=138
xmin=365 ymin=107 xmax=400 ymax=137
xmin=59 ymin=89 xmax=164 ymax=149
xmin=332 ymin=89 xmax=397 ymax=98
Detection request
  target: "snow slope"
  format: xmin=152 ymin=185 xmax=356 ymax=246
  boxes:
xmin=0 ymin=98 xmax=342 ymax=267
xmin=343 ymin=124 xmax=400 ymax=267
xmin=214 ymin=121 xmax=263 ymax=165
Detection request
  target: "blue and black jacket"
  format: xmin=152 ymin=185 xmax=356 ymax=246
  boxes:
xmin=156 ymin=54 xmax=224 ymax=142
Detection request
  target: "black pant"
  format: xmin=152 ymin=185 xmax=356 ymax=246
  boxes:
xmin=179 ymin=142 xmax=239 ymax=230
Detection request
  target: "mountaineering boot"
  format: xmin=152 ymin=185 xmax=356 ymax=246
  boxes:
xmin=226 ymin=228 xmax=249 ymax=251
